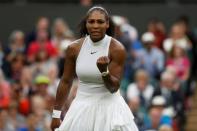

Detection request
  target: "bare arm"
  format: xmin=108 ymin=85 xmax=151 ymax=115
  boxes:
xmin=53 ymin=45 xmax=76 ymax=110
xmin=51 ymin=39 xmax=82 ymax=131
xmin=97 ymin=39 xmax=126 ymax=93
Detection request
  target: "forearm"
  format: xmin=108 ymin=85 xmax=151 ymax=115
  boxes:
xmin=53 ymin=78 xmax=72 ymax=110
xmin=102 ymin=74 xmax=120 ymax=93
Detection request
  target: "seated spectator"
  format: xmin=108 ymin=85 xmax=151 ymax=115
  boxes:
xmin=127 ymin=69 xmax=154 ymax=112
xmin=112 ymin=15 xmax=134 ymax=81
xmin=153 ymin=71 xmax=185 ymax=131
xmin=163 ymin=22 xmax=192 ymax=53
xmin=27 ymin=30 xmax=57 ymax=63
xmin=25 ymin=16 xmax=50 ymax=48
xmin=166 ymin=42 xmax=190 ymax=83
xmin=51 ymin=18 xmax=74 ymax=55
xmin=30 ymin=51 xmax=58 ymax=81
xmin=30 ymin=95 xmax=51 ymax=130
xmin=6 ymin=101 xmax=26 ymax=130
xmin=2 ymin=30 xmax=26 ymax=79
xmin=5 ymin=30 xmax=26 ymax=56
xmin=144 ymin=96 xmax=170 ymax=131
xmin=133 ymin=32 xmax=165 ymax=79
xmin=147 ymin=18 xmax=166 ymax=49
xmin=33 ymin=75 xmax=54 ymax=111
xmin=153 ymin=71 xmax=184 ymax=108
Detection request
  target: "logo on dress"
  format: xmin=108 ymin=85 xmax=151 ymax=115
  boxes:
xmin=90 ymin=51 xmax=97 ymax=54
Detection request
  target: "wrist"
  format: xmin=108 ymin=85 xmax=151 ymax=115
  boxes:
xmin=101 ymin=70 xmax=109 ymax=77
xmin=52 ymin=109 xmax=62 ymax=119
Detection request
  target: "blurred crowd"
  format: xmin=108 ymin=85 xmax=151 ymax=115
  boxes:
xmin=0 ymin=14 xmax=197 ymax=131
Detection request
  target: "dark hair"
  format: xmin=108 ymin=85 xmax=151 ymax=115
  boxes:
xmin=176 ymin=15 xmax=190 ymax=26
xmin=78 ymin=6 xmax=115 ymax=37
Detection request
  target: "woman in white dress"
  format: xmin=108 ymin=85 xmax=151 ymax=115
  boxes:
xmin=50 ymin=6 xmax=138 ymax=131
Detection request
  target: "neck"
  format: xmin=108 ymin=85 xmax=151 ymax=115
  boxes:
xmin=90 ymin=35 xmax=106 ymax=43
xmin=90 ymin=35 xmax=106 ymax=46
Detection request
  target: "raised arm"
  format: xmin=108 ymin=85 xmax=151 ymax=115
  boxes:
xmin=97 ymin=38 xmax=126 ymax=93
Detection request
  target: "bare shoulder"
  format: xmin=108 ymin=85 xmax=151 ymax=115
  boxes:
xmin=66 ymin=37 xmax=85 ymax=59
xmin=109 ymin=38 xmax=126 ymax=60
xmin=67 ymin=38 xmax=84 ymax=51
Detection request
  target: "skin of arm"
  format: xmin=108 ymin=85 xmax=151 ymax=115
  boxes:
xmin=97 ymin=38 xmax=126 ymax=93
xmin=53 ymin=39 xmax=82 ymax=110
xmin=50 ymin=39 xmax=83 ymax=131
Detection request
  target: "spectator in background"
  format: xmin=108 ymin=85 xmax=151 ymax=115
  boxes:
xmin=144 ymin=96 xmax=169 ymax=131
xmin=163 ymin=22 xmax=192 ymax=54
xmin=112 ymin=15 xmax=135 ymax=86
xmin=29 ymin=46 xmax=58 ymax=79
xmin=112 ymin=15 xmax=132 ymax=55
xmin=5 ymin=30 xmax=26 ymax=56
xmin=9 ymin=53 xmax=26 ymax=82
xmin=166 ymin=42 xmax=190 ymax=83
xmin=33 ymin=75 xmax=54 ymax=111
xmin=133 ymin=32 xmax=164 ymax=79
xmin=51 ymin=18 xmax=75 ymax=77
xmin=19 ymin=67 xmax=33 ymax=97
xmin=127 ymin=69 xmax=154 ymax=113
xmin=25 ymin=16 xmax=50 ymax=48
xmin=34 ymin=75 xmax=50 ymax=97
xmin=6 ymin=101 xmax=26 ymax=131
xmin=27 ymin=29 xmax=57 ymax=64
xmin=51 ymin=18 xmax=74 ymax=55
xmin=30 ymin=95 xmax=52 ymax=131
xmin=9 ymin=80 xmax=31 ymax=116
xmin=2 ymin=30 xmax=26 ymax=78
xmin=176 ymin=15 xmax=197 ymax=78
xmin=16 ymin=67 xmax=33 ymax=116
xmin=25 ymin=114 xmax=41 ymax=131
xmin=153 ymin=71 xmax=183 ymax=109
xmin=153 ymin=71 xmax=185 ymax=130
xmin=147 ymin=18 xmax=166 ymax=49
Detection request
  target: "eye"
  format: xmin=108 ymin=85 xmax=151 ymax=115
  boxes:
xmin=97 ymin=20 xmax=105 ymax=24
xmin=87 ymin=20 xmax=95 ymax=24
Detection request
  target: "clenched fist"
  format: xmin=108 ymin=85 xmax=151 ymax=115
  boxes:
xmin=96 ymin=56 xmax=110 ymax=73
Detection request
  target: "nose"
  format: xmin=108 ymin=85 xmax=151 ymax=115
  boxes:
xmin=92 ymin=22 xmax=99 ymax=28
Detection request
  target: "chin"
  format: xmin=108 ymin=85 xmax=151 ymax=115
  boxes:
xmin=90 ymin=35 xmax=102 ymax=42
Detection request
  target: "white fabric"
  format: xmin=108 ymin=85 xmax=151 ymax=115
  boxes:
xmin=57 ymin=35 xmax=138 ymax=131
xmin=127 ymin=83 xmax=154 ymax=101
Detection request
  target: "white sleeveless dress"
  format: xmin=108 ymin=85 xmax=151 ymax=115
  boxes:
xmin=57 ymin=35 xmax=138 ymax=131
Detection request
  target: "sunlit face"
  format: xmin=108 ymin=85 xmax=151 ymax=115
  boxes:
xmin=54 ymin=21 xmax=66 ymax=35
xmin=86 ymin=10 xmax=109 ymax=42
xmin=13 ymin=32 xmax=24 ymax=45
xmin=171 ymin=24 xmax=185 ymax=39
xmin=136 ymin=74 xmax=148 ymax=91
